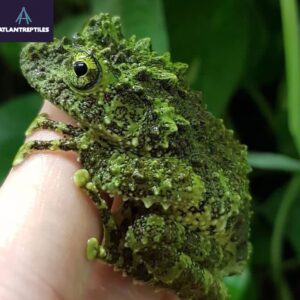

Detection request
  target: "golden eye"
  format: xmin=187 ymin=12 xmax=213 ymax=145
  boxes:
xmin=67 ymin=52 xmax=102 ymax=91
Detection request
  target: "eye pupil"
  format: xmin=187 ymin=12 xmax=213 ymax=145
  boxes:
xmin=74 ymin=61 xmax=88 ymax=77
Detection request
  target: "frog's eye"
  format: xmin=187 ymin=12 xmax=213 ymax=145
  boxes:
xmin=67 ymin=52 xmax=102 ymax=91
xmin=74 ymin=61 xmax=88 ymax=77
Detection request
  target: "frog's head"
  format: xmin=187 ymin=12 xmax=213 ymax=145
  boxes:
xmin=20 ymin=13 xmax=190 ymax=152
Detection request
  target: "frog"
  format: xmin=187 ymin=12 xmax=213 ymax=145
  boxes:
xmin=17 ymin=13 xmax=251 ymax=300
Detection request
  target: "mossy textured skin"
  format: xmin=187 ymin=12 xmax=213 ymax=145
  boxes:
xmin=19 ymin=13 xmax=251 ymax=300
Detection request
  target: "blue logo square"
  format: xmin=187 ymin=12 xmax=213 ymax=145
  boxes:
xmin=0 ymin=0 xmax=53 ymax=42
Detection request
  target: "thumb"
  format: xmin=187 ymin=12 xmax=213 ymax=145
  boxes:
xmin=0 ymin=100 xmax=100 ymax=300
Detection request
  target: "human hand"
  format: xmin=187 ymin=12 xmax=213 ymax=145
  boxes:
xmin=0 ymin=101 xmax=178 ymax=300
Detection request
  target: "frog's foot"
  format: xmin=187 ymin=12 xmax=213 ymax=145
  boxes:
xmin=125 ymin=214 xmax=227 ymax=300
xmin=175 ymin=269 xmax=227 ymax=300
xmin=86 ymin=237 xmax=107 ymax=261
xmin=26 ymin=113 xmax=82 ymax=137
xmin=13 ymin=138 xmax=77 ymax=166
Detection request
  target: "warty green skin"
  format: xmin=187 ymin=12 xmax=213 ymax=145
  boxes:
xmin=18 ymin=13 xmax=251 ymax=300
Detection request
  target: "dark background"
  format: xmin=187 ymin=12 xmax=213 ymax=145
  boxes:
xmin=0 ymin=0 xmax=299 ymax=299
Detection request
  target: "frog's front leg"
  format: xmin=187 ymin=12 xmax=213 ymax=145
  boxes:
xmin=125 ymin=215 xmax=227 ymax=300
xmin=14 ymin=113 xmax=81 ymax=166
xmin=13 ymin=138 xmax=77 ymax=166
xmin=26 ymin=113 xmax=82 ymax=137
xmin=97 ymin=152 xmax=205 ymax=210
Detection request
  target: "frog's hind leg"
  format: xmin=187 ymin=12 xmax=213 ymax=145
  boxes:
xmin=73 ymin=170 xmax=120 ymax=264
xmin=125 ymin=214 xmax=227 ymax=300
xmin=86 ymin=191 xmax=121 ymax=264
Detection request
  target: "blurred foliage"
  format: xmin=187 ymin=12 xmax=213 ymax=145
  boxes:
xmin=0 ymin=93 xmax=41 ymax=180
xmin=0 ymin=0 xmax=300 ymax=298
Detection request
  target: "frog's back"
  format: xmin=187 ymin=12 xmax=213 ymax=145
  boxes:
xmin=114 ymin=31 xmax=252 ymax=274
xmin=169 ymin=87 xmax=251 ymax=274
xmin=126 ymin=42 xmax=252 ymax=273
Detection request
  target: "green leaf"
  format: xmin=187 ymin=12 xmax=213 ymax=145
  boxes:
xmin=284 ymin=202 xmax=300 ymax=261
xmin=260 ymin=187 xmax=284 ymax=225
xmin=0 ymin=43 xmax=24 ymax=71
xmin=262 ymin=184 xmax=300 ymax=261
xmin=270 ymin=175 xmax=300 ymax=299
xmin=89 ymin=0 xmax=169 ymax=53
xmin=164 ymin=0 xmax=250 ymax=116
xmin=54 ymin=14 xmax=89 ymax=38
xmin=240 ymin=4 xmax=267 ymax=85
xmin=89 ymin=0 xmax=121 ymax=15
xmin=241 ymin=1 xmax=283 ymax=87
xmin=248 ymin=151 xmax=300 ymax=172
xmin=0 ymin=94 xmax=41 ymax=182
xmin=224 ymin=269 xmax=250 ymax=300
xmin=274 ymin=83 xmax=299 ymax=157
xmin=279 ymin=0 xmax=300 ymax=154
xmin=241 ymin=275 xmax=259 ymax=300
xmin=260 ymin=186 xmax=297 ymax=299
xmin=251 ymin=217 xmax=272 ymax=266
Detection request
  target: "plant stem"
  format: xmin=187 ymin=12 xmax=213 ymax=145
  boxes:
xmin=279 ymin=0 xmax=300 ymax=155
xmin=271 ymin=175 xmax=300 ymax=299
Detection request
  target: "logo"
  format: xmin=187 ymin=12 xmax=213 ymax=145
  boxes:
xmin=15 ymin=7 xmax=32 ymax=25
xmin=0 ymin=0 xmax=53 ymax=42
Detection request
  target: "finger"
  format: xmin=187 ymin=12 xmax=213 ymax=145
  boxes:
xmin=84 ymin=261 xmax=179 ymax=300
xmin=0 ymin=100 xmax=179 ymax=300
xmin=0 ymin=100 xmax=100 ymax=300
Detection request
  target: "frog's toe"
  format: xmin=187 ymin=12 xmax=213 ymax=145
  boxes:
xmin=13 ymin=141 xmax=34 ymax=166
xmin=73 ymin=169 xmax=90 ymax=187
xmin=86 ymin=237 xmax=99 ymax=260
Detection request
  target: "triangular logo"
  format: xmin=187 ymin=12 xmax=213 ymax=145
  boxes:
xmin=15 ymin=7 xmax=32 ymax=25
